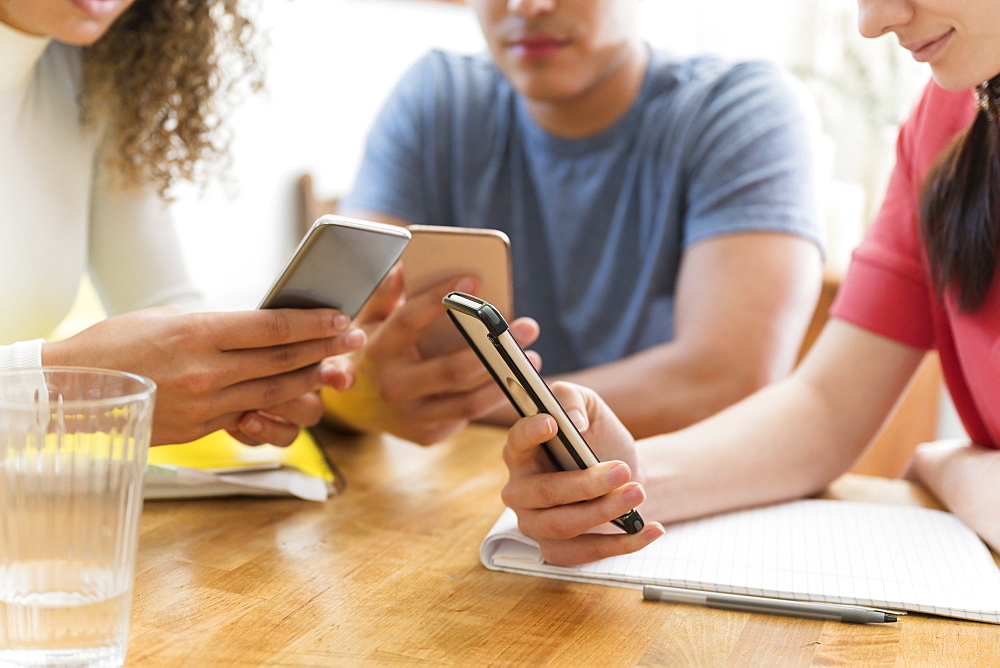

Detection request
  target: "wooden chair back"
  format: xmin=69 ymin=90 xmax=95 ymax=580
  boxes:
xmin=297 ymin=173 xmax=340 ymax=238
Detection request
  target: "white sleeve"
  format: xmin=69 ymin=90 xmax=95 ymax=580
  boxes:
xmin=87 ymin=151 xmax=205 ymax=315
xmin=0 ymin=339 xmax=44 ymax=370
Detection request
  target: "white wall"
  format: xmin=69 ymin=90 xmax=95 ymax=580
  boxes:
xmin=170 ymin=0 xmax=484 ymax=310
xmin=171 ymin=0 xmax=928 ymax=310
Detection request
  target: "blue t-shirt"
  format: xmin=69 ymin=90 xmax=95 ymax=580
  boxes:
xmin=345 ymin=48 xmax=823 ymax=375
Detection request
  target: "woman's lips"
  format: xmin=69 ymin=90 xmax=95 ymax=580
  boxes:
xmin=903 ymin=29 xmax=954 ymax=64
xmin=69 ymin=0 xmax=126 ymax=19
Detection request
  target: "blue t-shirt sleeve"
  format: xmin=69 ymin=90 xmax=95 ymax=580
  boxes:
xmin=343 ymin=54 xmax=437 ymax=225
xmin=678 ymin=61 xmax=824 ymax=251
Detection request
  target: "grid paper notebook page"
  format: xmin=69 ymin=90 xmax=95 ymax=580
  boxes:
xmin=479 ymin=499 xmax=1000 ymax=623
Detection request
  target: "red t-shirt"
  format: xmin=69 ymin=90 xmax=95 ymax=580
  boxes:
xmin=832 ymin=80 xmax=1000 ymax=449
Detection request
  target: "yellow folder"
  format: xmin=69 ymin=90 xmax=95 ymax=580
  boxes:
xmin=145 ymin=429 xmax=345 ymax=501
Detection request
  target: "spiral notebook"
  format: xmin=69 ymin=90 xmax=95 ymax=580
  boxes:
xmin=480 ymin=499 xmax=1000 ymax=623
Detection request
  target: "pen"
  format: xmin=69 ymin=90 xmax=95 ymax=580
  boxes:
xmin=642 ymin=585 xmax=898 ymax=624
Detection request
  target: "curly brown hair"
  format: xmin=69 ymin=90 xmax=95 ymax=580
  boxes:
xmin=81 ymin=0 xmax=263 ymax=198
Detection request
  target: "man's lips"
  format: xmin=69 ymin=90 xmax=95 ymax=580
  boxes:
xmin=901 ymin=29 xmax=954 ymax=63
xmin=508 ymin=33 xmax=569 ymax=58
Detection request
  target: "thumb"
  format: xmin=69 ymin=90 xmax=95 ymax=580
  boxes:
xmin=358 ymin=263 xmax=404 ymax=324
xmin=549 ymin=381 xmax=591 ymax=432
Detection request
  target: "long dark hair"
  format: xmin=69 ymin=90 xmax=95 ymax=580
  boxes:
xmin=920 ymin=75 xmax=1000 ymax=311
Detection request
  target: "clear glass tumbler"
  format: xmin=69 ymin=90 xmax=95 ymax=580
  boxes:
xmin=0 ymin=367 xmax=156 ymax=668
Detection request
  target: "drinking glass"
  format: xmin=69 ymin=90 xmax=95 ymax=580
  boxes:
xmin=0 ymin=367 xmax=155 ymax=668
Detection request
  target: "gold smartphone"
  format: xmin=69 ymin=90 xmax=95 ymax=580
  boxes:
xmin=401 ymin=225 xmax=513 ymax=358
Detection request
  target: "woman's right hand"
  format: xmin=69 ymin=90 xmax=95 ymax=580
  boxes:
xmin=41 ymin=305 xmax=365 ymax=446
xmin=500 ymin=381 xmax=664 ymax=566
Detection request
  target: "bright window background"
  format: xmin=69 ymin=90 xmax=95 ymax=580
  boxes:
xmin=169 ymin=0 xmax=928 ymax=309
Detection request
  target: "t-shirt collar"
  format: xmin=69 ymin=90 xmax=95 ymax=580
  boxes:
xmin=0 ymin=20 xmax=52 ymax=91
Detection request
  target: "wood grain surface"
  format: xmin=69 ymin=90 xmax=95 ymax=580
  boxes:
xmin=127 ymin=424 xmax=1000 ymax=667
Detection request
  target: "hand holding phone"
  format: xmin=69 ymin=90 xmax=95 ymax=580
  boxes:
xmin=259 ymin=215 xmax=411 ymax=316
xmin=443 ymin=292 xmax=644 ymax=534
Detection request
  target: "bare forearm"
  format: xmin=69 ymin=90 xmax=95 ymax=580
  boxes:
xmin=637 ymin=323 xmax=926 ymax=524
xmin=636 ymin=375 xmax=862 ymax=523
xmin=552 ymin=343 xmax=768 ymax=439
xmin=473 ymin=342 xmax=761 ymax=433
xmin=478 ymin=317 xmax=807 ymax=435
xmin=910 ymin=441 xmax=1000 ymax=553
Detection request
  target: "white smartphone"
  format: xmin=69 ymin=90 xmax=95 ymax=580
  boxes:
xmin=259 ymin=215 xmax=411 ymax=316
xmin=442 ymin=291 xmax=645 ymax=535
xmin=401 ymin=225 xmax=513 ymax=358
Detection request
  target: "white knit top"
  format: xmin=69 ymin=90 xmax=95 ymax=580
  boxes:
xmin=0 ymin=21 xmax=201 ymax=369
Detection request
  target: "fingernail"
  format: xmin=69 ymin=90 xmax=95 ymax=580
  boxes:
xmin=323 ymin=366 xmax=353 ymax=392
xmin=333 ymin=314 xmax=351 ymax=331
xmin=454 ymin=277 xmax=476 ymax=294
xmin=606 ymin=463 xmax=630 ymax=486
xmin=533 ymin=414 xmax=555 ymax=438
xmin=567 ymin=408 xmax=588 ymax=431
xmin=240 ymin=415 xmax=263 ymax=436
xmin=622 ymin=484 xmax=645 ymax=508
xmin=344 ymin=329 xmax=366 ymax=349
xmin=320 ymin=363 xmax=338 ymax=384
xmin=643 ymin=523 xmax=666 ymax=542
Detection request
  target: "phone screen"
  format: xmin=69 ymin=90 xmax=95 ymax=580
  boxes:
xmin=259 ymin=215 xmax=411 ymax=316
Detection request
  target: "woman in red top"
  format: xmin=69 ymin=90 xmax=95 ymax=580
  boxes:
xmin=500 ymin=0 xmax=1000 ymax=566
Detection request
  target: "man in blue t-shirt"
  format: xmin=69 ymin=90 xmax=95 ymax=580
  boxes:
xmin=323 ymin=0 xmax=824 ymax=445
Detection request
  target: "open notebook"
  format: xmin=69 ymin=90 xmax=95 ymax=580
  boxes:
xmin=480 ymin=499 xmax=1000 ymax=623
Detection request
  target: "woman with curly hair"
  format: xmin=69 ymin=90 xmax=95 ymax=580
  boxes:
xmin=0 ymin=0 xmax=362 ymax=447
xmin=500 ymin=0 xmax=1000 ymax=566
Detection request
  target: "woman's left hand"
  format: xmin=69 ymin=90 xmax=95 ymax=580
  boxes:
xmin=230 ymin=391 xmax=325 ymax=447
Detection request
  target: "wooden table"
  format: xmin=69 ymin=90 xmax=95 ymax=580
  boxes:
xmin=128 ymin=424 xmax=1000 ymax=666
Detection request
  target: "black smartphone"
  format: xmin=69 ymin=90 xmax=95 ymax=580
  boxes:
xmin=259 ymin=215 xmax=411 ymax=316
xmin=442 ymin=291 xmax=645 ymax=534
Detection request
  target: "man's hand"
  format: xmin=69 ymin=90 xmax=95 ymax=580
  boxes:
xmin=321 ymin=269 xmax=540 ymax=445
